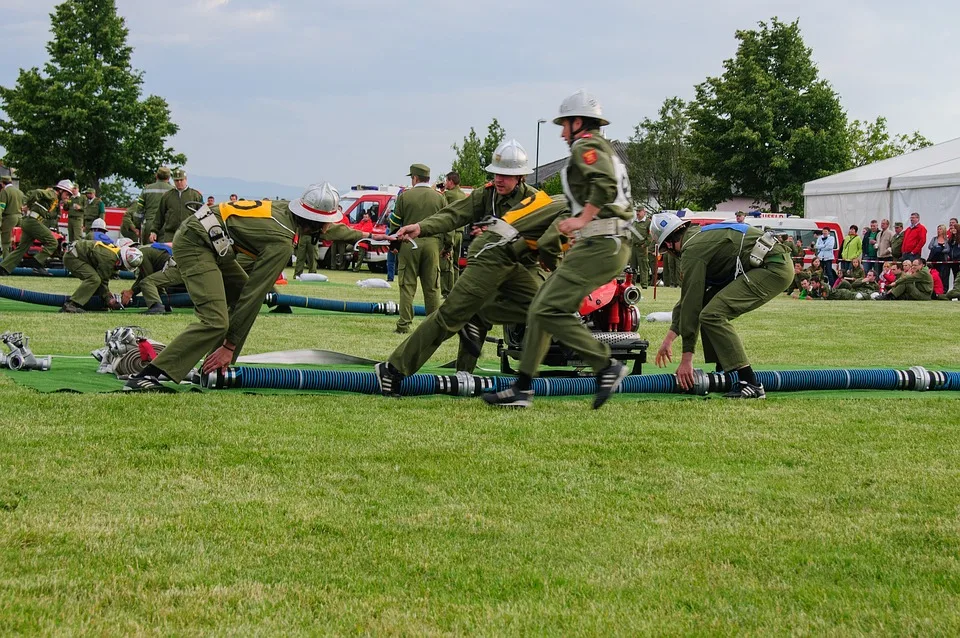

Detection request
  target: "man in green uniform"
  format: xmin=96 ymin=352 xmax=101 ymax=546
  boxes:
xmin=440 ymin=171 xmax=468 ymax=296
xmin=785 ymin=261 xmax=810 ymax=295
xmin=628 ymin=207 xmax=651 ymax=287
xmin=61 ymin=241 xmax=142 ymax=312
xmin=124 ymin=182 xmax=383 ymax=391
xmin=390 ymin=163 xmax=446 ymax=334
xmin=152 ymin=168 xmax=202 ymax=242
xmin=293 ymin=233 xmax=317 ymax=278
xmin=120 ymin=202 xmax=141 ymax=241
xmin=0 ymin=175 xmax=25 ymax=257
xmin=890 ymin=221 xmax=904 ymax=260
xmin=120 ymin=242 xmax=177 ymax=314
xmin=483 ymin=92 xmax=632 ymax=409
xmin=66 ymin=183 xmax=85 ymax=242
xmin=139 ymin=167 xmax=173 ymax=240
xmin=376 ymin=188 xmax=570 ymax=396
xmin=81 ymin=188 xmax=106 ymax=233
xmin=0 ymin=183 xmax=67 ymax=276
xmin=652 ymin=213 xmax=793 ymax=399
xmin=878 ymin=259 xmax=933 ymax=300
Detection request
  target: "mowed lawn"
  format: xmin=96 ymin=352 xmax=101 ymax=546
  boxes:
xmin=1 ymin=270 xmax=959 ymax=634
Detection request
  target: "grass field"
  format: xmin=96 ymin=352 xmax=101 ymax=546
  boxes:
xmin=1 ymin=269 xmax=959 ymax=634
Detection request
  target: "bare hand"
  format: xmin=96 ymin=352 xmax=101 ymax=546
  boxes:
xmin=675 ymin=356 xmax=695 ymax=390
xmin=201 ymin=346 xmax=235 ymax=374
xmin=120 ymin=290 xmax=134 ymax=307
xmin=395 ymin=224 xmax=421 ymax=240
xmin=470 ymin=226 xmax=487 ymax=237
xmin=558 ymin=216 xmax=589 ymax=236
xmin=148 ymin=232 xmax=157 ymax=243
xmin=655 ymin=331 xmax=676 ymax=368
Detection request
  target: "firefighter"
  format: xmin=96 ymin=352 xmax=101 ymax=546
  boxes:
xmin=138 ymin=166 xmax=174 ymax=240
xmin=651 ymin=212 xmax=793 ymax=399
xmin=376 ymin=190 xmax=570 ymax=396
xmin=61 ymin=241 xmax=143 ymax=313
xmin=440 ymin=171 xmax=469 ymax=296
xmin=483 ymin=92 xmax=632 ymax=409
xmin=629 ymin=207 xmax=651 ymax=287
xmin=67 ymin=183 xmax=85 ymax=242
xmin=0 ymin=182 xmax=68 ymax=276
xmin=81 ymin=188 xmax=105 ymax=232
xmin=124 ymin=183 xmax=384 ymax=392
xmin=152 ymin=168 xmax=202 ymax=242
xmin=0 ymin=175 xmax=25 ymax=257
xmin=120 ymin=242 xmax=177 ymax=314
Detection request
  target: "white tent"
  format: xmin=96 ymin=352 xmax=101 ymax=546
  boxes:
xmin=803 ymin=137 xmax=960 ymax=256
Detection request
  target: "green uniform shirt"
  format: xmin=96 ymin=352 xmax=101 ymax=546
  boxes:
xmin=82 ymin=197 xmax=105 ymax=225
xmin=670 ymin=226 xmax=788 ymax=354
xmin=443 ymin=187 xmax=468 ymax=205
xmin=138 ymin=180 xmax=174 ymax=238
xmin=417 ymin=182 xmax=539 ymax=237
xmin=631 ymin=217 xmax=651 ymax=249
xmin=73 ymin=240 xmax=120 ymax=285
xmin=563 ymin=131 xmax=631 ymax=221
xmin=130 ymin=246 xmax=172 ymax=296
xmin=156 ymin=186 xmax=203 ymax=241
xmin=389 ymin=184 xmax=446 ymax=231
xmin=24 ymin=189 xmax=58 ymax=221
xmin=68 ymin=195 xmax=84 ymax=219
xmin=317 ymin=222 xmax=364 ymax=243
xmin=891 ymin=232 xmax=904 ymax=259
xmin=121 ymin=206 xmax=140 ymax=240
xmin=0 ymin=185 xmax=25 ymax=217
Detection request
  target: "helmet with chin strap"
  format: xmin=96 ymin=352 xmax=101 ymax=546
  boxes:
xmin=485 ymin=139 xmax=533 ymax=176
xmin=553 ymin=90 xmax=609 ymax=127
xmin=289 ymin=182 xmax=342 ymax=223
xmin=650 ymin=213 xmax=690 ymax=253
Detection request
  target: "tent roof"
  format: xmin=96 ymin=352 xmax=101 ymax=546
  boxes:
xmin=804 ymin=136 xmax=960 ymax=196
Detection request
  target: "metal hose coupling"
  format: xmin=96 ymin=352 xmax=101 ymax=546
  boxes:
xmin=0 ymin=332 xmax=52 ymax=371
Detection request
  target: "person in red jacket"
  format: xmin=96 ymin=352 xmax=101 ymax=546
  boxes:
xmin=902 ymin=211 xmax=927 ymax=260
xmin=352 ymin=209 xmax=377 ymax=272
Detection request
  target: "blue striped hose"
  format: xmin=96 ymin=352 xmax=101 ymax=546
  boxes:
xmin=0 ymin=284 xmax=192 ymax=309
xmin=202 ymin=366 xmax=960 ymax=396
xmin=12 ymin=267 xmax=135 ymax=279
xmin=267 ymin=292 xmax=426 ymax=316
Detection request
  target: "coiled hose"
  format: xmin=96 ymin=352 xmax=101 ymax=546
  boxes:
xmin=201 ymin=366 xmax=960 ymax=396
xmin=265 ymin=293 xmax=426 ymax=316
xmin=0 ymin=284 xmax=192 ymax=310
xmin=12 ymin=267 xmax=135 ymax=279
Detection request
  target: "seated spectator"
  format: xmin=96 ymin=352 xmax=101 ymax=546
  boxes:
xmin=836 ymin=256 xmax=865 ymax=287
xmin=923 ymin=257 xmax=945 ymax=297
xmin=807 ymin=257 xmax=824 ymax=284
xmin=828 ymin=270 xmax=879 ymax=300
xmin=878 ymin=259 xmax=933 ymax=300
xmin=785 ymin=261 xmax=809 ymax=294
xmin=879 ymin=261 xmax=897 ymax=292
xmin=798 ymin=277 xmax=827 ymax=300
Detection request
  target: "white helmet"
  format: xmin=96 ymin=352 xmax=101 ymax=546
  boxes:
xmin=553 ymin=89 xmax=609 ymax=127
xmin=485 ymin=139 xmax=533 ymax=176
xmin=115 ymin=237 xmax=136 ymax=248
xmin=119 ymin=246 xmax=143 ymax=270
xmin=54 ymin=179 xmax=74 ymax=194
xmin=650 ymin=213 xmax=690 ymax=252
xmin=289 ymin=182 xmax=342 ymax=223
xmin=91 ymin=218 xmax=107 ymax=231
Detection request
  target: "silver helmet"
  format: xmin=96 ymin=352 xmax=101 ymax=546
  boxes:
xmin=553 ymin=89 xmax=609 ymax=126
xmin=54 ymin=179 xmax=74 ymax=194
xmin=289 ymin=182 xmax=342 ymax=223
xmin=650 ymin=213 xmax=690 ymax=252
xmin=91 ymin=217 xmax=107 ymax=231
xmin=119 ymin=246 xmax=143 ymax=270
xmin=485 ymin=139 xmax=533 ymax=176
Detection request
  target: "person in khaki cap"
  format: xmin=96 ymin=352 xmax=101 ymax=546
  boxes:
xmin=138 ymin=166 xmax=173 ymax=239
xmin=0 ymin=175 xmax=25 ymax=257
xmin=390 ymin=163 xmax=446 ymax=333
xmin=153 ymin=168 xmax=202 ymax=242
xmin=0 ymin=185 xmax=65 ymax=276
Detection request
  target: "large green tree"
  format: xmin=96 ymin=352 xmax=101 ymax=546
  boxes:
xmin=689 ymin=18 xmax=848 ymax=213
xmin=847 ymin=116 xmax=932 ymax=168
xmin=450 ymin=118 xmax=506 ymax=187
xmin=627 ymin=96 xmax=705 ymax=211
xmin=0 ymin=0 xmax=185 ymax=191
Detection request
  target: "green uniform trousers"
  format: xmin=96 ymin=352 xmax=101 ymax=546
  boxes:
xmin=294 ymin=237 xmax=317 ymax=277
xmin=68 ymin=217 xmax=84 ymax=243
xmin=629 ymin=244 xmax=650 ymax=287
xmin=440 ymin=232 xmax=462 ymax=296
xmin=396 ymin=237 xmax=442 ymax=331
xmin=141 ymin=265 xmax=183 ymax=307
xmin=389 ymin=244 xmax=540 ymax=376
xmin=1 ymin=213 xmax=21 ymax=257
xmin=63 ymin=252 xmax=111 ymax=306
xmin=663 ymin=251 xmax=679 ymax=286
xmin=0 ymin=216 xmax=57 ymax=273
xmin=889 ymin=280 xmax=931 ymax=301
xmin=696 ymin=259 xmax=793 ymax=371
xmin=149 ymin=228 xmax=248 ymax=383
xmin=519 ymin=236 xmax=631 ymax=377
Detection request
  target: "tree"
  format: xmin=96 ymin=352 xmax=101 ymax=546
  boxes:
xmin=847 ymin=116 xmax=932 ymax=168
xmin=0 ymin=0 xmax=185 ymax=191
xmin=689 ymin=18 xmax=848 ymax=214
xmin=450 ymin=118 xmax=506 ymax=187
xmin=627 ymin=96 xmax=706 ymax=211
xmin=539 ymin=173 xmax=563 ymax=196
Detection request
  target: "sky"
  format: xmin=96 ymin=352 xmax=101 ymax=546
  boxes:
xmin=1 ymin=0 xmax=959 ymax=195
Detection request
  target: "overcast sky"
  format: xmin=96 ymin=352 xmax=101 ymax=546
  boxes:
xmin=1 ymin=0 xmax=958 ymax=192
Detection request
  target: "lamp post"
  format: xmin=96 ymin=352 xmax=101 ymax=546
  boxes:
xmin=535 ymin=118 xmax=546 ymax=187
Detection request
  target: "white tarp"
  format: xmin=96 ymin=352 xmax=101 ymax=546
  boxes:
xmin=804 ymin=137 xmax=960 ymax=256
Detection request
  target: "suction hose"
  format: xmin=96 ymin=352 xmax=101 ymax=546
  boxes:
xmin=11 ymin=267 xmax=136 ymax=279
xmin=200 ymin=366 xmax=960 ymax=396
xmin=0 ymin=284 xmax=192 ymax=310
xmin=265 ymin=292 xmax=426 ymax=316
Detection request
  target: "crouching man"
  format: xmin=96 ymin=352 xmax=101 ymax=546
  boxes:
xmin=61 ymin=240 xmax=143 ymax=313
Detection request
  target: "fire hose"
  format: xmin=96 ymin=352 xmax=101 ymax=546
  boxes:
xmin=199 ymin=366 xmax=960 ymax=396
xmin=11 ymin=267 xmax=136 ymax=279
xmin=0 ymin=283 xmax=192 ymax=310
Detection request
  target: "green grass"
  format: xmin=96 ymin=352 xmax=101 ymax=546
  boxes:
xmin=1 ymin=269 xmax=959 ymax=633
